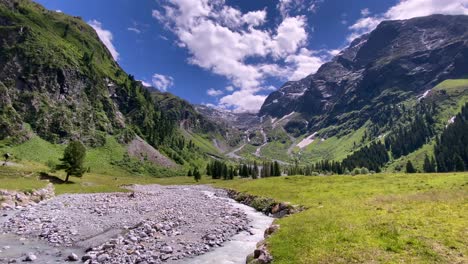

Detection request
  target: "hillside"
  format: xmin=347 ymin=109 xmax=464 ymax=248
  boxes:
xmin=0 ymin=0 xmax=228 ymax=173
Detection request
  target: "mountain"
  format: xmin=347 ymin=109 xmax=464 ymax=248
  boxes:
xmin=195 ymin=105 xmax=260 ymax=130
xmin=1 ymin=0 xmax=467 ymax=174
xmin=0 ymin=0 xmax=227 ymax=170
xmin=230 ymin=14 xmax=468 ymax=170
xmin=260 ymin=15 xmax=468 ymax=137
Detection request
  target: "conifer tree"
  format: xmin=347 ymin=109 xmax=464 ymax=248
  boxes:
xmin=193 ymin=167 xmax=201 ymax=182
xmin=406 ymin=160 xmax=416 ymax=173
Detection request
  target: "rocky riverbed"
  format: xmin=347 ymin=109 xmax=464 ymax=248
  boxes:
xmin=0 ymin=185 xmax=259 ymax=263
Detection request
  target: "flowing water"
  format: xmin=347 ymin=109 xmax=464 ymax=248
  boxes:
xmin=174 ymin=191 xmax=274 ymax=264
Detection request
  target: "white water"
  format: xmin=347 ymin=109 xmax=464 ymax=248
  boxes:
xmin=175 ymin=191 xmax=274 ymax=264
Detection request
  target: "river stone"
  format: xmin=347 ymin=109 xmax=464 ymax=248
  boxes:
xmin=67 ymin=253 xmax=78 ymax=261
xmin=24 ymin=253 xmax=37 ymax=261
xmin=160 ymin=246 xmax=173 ymax=254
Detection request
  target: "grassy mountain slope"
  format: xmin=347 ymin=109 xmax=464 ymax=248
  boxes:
xmin=0 ymin=0 xmax=225 ymax=173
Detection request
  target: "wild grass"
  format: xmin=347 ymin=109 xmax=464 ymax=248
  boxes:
xmin=215 ymin=173 xmax=468 ymax=264
xmin=298 ymin=126 xmax=367 ymax=163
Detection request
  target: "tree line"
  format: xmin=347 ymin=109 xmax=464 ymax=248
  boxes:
xmin=434 ymin=102 xmax=468 ymax=172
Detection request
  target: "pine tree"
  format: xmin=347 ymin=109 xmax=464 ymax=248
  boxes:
xmin=423 ymin=154 xmax=435 ymax=173
xmin=406 ymin=160 xmax=416 ymax=173
xmin=454 ymin=155 xmax=465 ymax=172
xmin=273 ymin=161 xmax=281 ymax=176
xmin=193 ymin=167 xmax=201 ymax=182
xmin=253 ymin=161 xmax=259 ymax=179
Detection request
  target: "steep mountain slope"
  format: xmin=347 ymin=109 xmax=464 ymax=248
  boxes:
xmin=260 ymin=15 xmax=468 ymax=137
xmin=231 ymin=15 xmax=468 ymax=169
xmin=0 ymin=0 xmax=224 ymax=170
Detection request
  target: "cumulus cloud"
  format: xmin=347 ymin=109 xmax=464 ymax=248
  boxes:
xmin=285 ymin=48 xmax=325 ymax=80
xmin=219 ymin=90 xmax=268 ymax=113
xmin=207 ymin=88 xmax=224 ymax=96
xmin=225 ymin=86 xmax=234 ymax=92
xmin=88 ymin=20 xmax=119 ymax=61
xmin=153 ymin=0 xmax=325 ymax=112
xmin=348 ymin=0 xmax=468 ymax=42
xmin=152 ymin=73 xmax=174 ymax=91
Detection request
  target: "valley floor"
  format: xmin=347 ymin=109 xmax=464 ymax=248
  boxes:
xmin=1 ymin=164 xmax=467 ymax=263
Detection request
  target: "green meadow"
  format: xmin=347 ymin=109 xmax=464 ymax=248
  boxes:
xmin=0 ymin=155 xmax=466 ymax=263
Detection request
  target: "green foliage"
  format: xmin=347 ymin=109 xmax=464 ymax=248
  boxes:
xmin=207 ymin=160 xmax=232 ymax=180
xmin=111 ymin=153 xmax=179 ymax=178
xmin=423 ymin=154 xmax=436 ymax=173
xmin=342 ymin=142 xmax=389 ymax=172
xmin=434 ymin=102 xmax=468 ymax=172
xmin=384 ymin=103 xmax=436 ymax=159
xmin=193 ymin=167 xmax=201 ymax=182
xmin=56 ymin=141 xmax=86 ymax=182
xmin=405 ymin=160 xmax=416 ymax=173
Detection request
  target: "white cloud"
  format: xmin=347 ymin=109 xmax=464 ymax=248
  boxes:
xmin=348 ymin=0 xmax=468 ymax=42
xmin=277 ymin=0 xmax=322 ymax=18
xmin=207 ymin=88 xmax=224 ymax=96
xmin=285 ymin=48 xmax=324 ymax=80
xmin=153 ymin=0 xmax=325 ymax=112
xmin=152 ymin=73 xmax=174 ymax=91
xmin=271 ymin=16 xmax=308 ymax=58
xmin=219 ymin=90 xmax=267 ymax=113
xmin=128 ymin=27 xmax=141 ymax=34
xmin=55 ymin=10 xmax=62 ymax=13
xmin=140 ymin=80 xmax=152 ymax=87
xmin=88 ymin=20 xmax=119 ymax=61
xmin=242 ymin=10 xmax=267 ymax=27
xmin=328 ymin=49 xmax=341 ymax=56
xmin=360 ymin=8 xmax=370 ymax=17
xmin=225 ymin=86 xmax=234 ymax=92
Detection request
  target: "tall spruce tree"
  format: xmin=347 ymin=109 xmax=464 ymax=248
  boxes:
xmin=406 ymin=160 xmax=417 ymax=173
xmin=423 ymin=154 xmax=436 ymax=173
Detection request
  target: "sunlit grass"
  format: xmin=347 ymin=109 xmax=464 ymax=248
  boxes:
xmin=215 ymin=173 xmax=468 ymax=263
xmin=1 ymin=160 xmax=466 ymax=263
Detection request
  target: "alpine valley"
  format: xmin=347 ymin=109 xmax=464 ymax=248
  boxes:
xmin=0 ymin=1 xmax=467 ymax=264
xmin=1 ymin=1 xmax=467 ymax=174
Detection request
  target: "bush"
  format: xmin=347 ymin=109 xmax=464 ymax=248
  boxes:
xmin=360 ymin=167 xmax=369 ymax=174
xmin=352 ymin=168 xmax=361 ymax=175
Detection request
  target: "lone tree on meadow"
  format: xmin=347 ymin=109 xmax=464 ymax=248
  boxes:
xmin=56 ymin=141 xmax=87 ymax=182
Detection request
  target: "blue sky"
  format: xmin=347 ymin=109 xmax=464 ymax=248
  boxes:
xmin=35 ymin=0 xmax=468 ymax=112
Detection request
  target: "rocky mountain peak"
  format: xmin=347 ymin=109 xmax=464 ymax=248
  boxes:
xmin=259 ymin=15 xmax=468 ymax=136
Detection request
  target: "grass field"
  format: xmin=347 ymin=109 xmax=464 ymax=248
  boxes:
xmin=216 ymin=173 xmax=468 ymax=264
xmin=1 ymin=161 xmax=466 ymax=263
